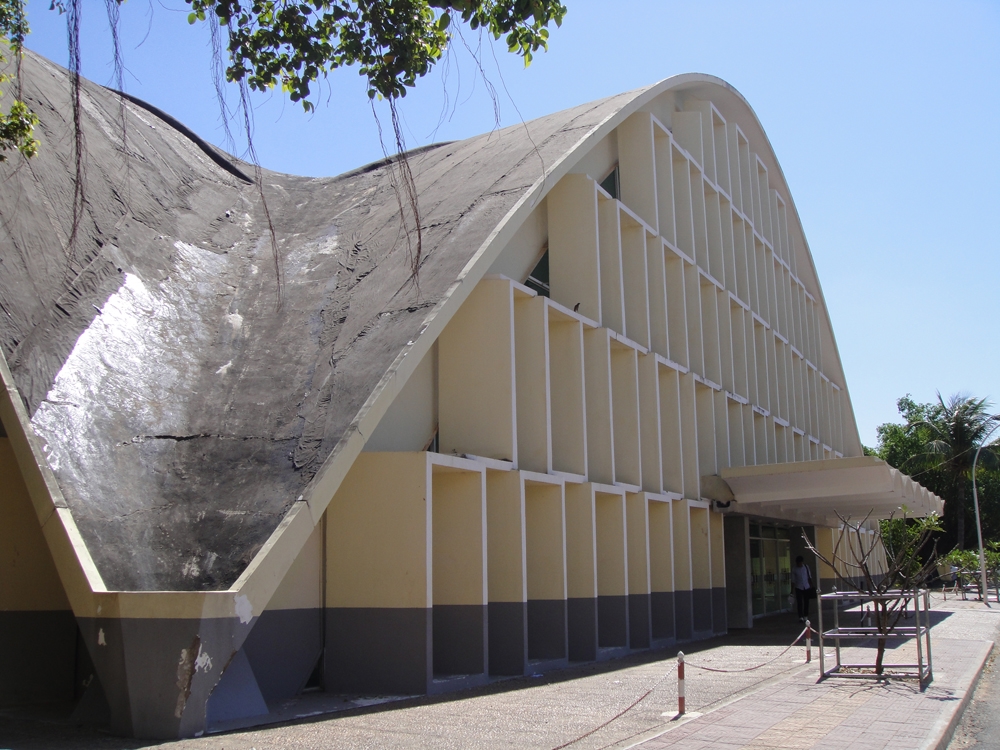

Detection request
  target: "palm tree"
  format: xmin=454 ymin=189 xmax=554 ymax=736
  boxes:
xmin=908 ymin=394 xmax=999 ymax=550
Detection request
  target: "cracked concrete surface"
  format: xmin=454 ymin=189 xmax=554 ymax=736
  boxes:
xmin=0 ymin=50 xmax=638 ymax=591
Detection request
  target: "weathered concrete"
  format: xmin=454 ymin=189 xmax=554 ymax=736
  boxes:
xmin=0 ymin=50 xmax=635 ymax=592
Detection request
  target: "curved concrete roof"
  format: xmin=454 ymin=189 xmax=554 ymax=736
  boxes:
xmin=0 ymin=51 xmax=860 ymax=593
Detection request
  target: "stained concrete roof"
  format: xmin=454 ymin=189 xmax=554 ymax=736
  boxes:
xmin=0 ymin=50 xmax=637 ymax=591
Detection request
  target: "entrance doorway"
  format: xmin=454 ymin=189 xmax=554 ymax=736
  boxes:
xmin=749 ymin=523 xmax=791 ymax=617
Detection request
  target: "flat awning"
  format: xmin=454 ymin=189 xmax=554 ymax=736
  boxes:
xmin=713 ymin=456 xmax=944 ymax=527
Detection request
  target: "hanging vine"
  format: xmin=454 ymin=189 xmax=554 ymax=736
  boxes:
xmin=12 ymin=0 xmax=567 ymax=289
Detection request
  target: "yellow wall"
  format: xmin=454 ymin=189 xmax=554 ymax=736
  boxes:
xmin=0 ymin=438 xmax=70 ymax=611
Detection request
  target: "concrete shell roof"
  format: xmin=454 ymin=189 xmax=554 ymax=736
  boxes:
xmin=0 ymin=50 xmax=856 ymax=593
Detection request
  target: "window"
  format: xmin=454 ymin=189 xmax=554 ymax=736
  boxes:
xmin=599 ymin=165 xmax=620 ymax=200
xmin=525 ymin=246 xmax=550 ymax=297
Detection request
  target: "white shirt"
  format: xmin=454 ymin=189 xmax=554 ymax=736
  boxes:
xmin=792 ymin=564 xmax=812 ymax=590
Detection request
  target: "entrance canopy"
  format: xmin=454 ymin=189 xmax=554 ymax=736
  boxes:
xmin=714 ymin=457 xmax=944 ymax=527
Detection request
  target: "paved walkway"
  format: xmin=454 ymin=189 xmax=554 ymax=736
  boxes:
xmin=1 ymin=594 xmax=996 ymax=750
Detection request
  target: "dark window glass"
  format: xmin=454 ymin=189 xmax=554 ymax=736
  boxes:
xmin=599 ymin=165 xmax=620 ymax=200
xmin=525 ymin=248 xmax=550 ymax=297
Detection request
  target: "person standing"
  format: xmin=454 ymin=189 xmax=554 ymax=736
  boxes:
xmin=792 ymin=555 xmax=813 ymax=622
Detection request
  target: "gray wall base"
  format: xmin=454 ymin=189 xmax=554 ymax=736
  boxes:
xmin=75 ymin=615 xmax=253 ymax=739
xmin=651 ymin=591 xmax=675 ymax=640
xmin=325 ymin=607 xmax=431 ymax=695
xmin=205 ymin=649 xmax=268 ymax=731
xmin=433 ymin=604 xmax=487 ymax=676
xmin=628 ymin=594 xmax=651 ymax=648
xmin=527 ymin=599 xmax=567 ymax=660
xmin=0 ymin=610 xmax=76 ymax=703
xmin=712 ymin=587 xmax=727 ymax=635
xmin=674 ymin=590 xmax=693 ymax=641
xmin=567 ymin=597 xmax=598 ymax=661
xmin=597 ymin=595 xmax=628 ymax=647
xmin=488 ymin=601 xmax=527 ymax=675
xmin=242 ymin=607 xmax=322 ymax=703
xmin=692 ymin=588 xmax=713 ymax=634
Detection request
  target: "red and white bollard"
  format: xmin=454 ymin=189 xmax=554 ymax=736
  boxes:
xmin=805 ymin=620 xmax=812 ymax=663
xmin=677 ymin=651 xmax=686 ymax=715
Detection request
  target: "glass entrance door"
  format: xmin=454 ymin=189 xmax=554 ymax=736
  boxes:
xmin=750 ymin=523 xmax=793 ymax=617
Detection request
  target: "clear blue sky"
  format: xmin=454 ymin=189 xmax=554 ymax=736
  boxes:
xmin=22 ymin=0 xmax=1000 ymax=449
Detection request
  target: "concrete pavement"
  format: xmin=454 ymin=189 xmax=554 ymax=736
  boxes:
xmin=1 ymin=593 xmax=996 ymax=749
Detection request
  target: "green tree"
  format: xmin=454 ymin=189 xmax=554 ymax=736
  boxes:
xmin=874 ymin=394 xmax=1000 ymax=551
xmin=0 ymin=0 xmax=38 ymax=160
xmin=5 ymin=0 xmax=567 ymax=158
xmin=32 ymin=0 xmax=567 ymax=283
xmin=185 ymin=0 xmax=568 ymax=109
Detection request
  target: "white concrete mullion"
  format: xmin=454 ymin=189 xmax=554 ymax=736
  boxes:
xmin=647 ymin=230 xmax=669 ymax=358
xmin=748 ymin=407 xmax=763 ymax=465
xmin=618 ymin=111 xmax=658 ymax=232
xmin=744 ymin=223 xmax=760 ymax=316
xmin=584 ymin=328 xmax=615 ymax=485
xmin=648 ymin=496 xmax=675 ymax=615
xmin=598 ymin=191 xmax=626 ymax=335
xmin=738 ymin=131 xmax=754 ymax=228
xmin=673 ymin=110 xmax=704 ymax=173
xmin=679 ymin=371 xmax=700 ymax=499
xmin=713 ymin=388 xmax=730 ymax=470
xmin=705 ymin=186 xmax=726 ymax=286
xmin=610 ymin=339 xmax=642 ymax=488
xmin=694 ymin=102 xmax=717 ymax=184
xmin=793 ymin=283 xmax=805 ymax=356
xmin=626 ymin=491 xmax=652 ymax=616
xmin=764 ymin=247 xmax=779 ymax=335
xmin=695 ymin=383 xmax=717 ymax=483
xmin=792 ymin=354 xmax=805 ymax=435
xmin=514 ymin=294 xmax=551 ymax=474
xmin=773 ymin=335 xmax=787 ymax=425
xmin=620 ymin=207 xmax=651 ymax=349
xmin=773 ymin=420 xmax=787 ymax=463
xmin=547 ymin=303 xmax=588 ymax=477
xmin=731 ymin=302 xmax=749 ymax=401
xmin=744 ymin=402 xmax=758 ymax=466
xmin=700 ymin=277 xmax=723 ymax=386
xmin=671 ymin=500 xmax=693 ymax=613
xmin=657 ymin=360 xmax=684 ymax=495
xmin=813 ymin=302 xmax=823 ymax=367
xmin=727 ymin=396 xmax=745 ymax=468
xmin=638 ymin=353 xmax=663 ymax=494
xmin=711 ymin=107 xmax=732 ymax=199
xmin=732 ymin=213 xmax=751 ymax=307
xmin=750 ymin=318 xmax=765 ymax=412
xmin=439 ymin=278 xmax=517 ymax=463
xmin=768 ymin=189 xmax=781 ymax=260
xmin=689 ymin=503 xmax=711 ymax=608
xmin=755 ymin=158 xmax=772 ymax=244
xmin=726 ymin=122 xmax=744 ymax=214
xmin=548 ymin=174 xmax=602 ymax=323
xmin=717 ymin=290 xmax=735 ymax=394
xmin=672 ymin=146 xmax=696 ymax=263
xmin=720 ymin=198 xmax=738 ymax=297
xmin=691 ymin=168 xmax=710 ymax=273
xmin=831 ymin=384 xmax=843 ymax=454
xmin=653 ymin=121 xmax=677 ymax=248
xmin=684 ymin=262 xmax=705 ymax=377
xmin=769 ymin=258 xmax=783 ymax=340
xmin=809 ymin=368 xmax=823 ymax=440
xmin=664 ymin=246 xmax=689 ymax=368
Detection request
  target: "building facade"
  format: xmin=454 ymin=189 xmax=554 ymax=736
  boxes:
xmin=0 ymin=53 xmax=940 ymax=738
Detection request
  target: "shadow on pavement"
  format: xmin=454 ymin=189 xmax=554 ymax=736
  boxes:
xmin=0 ymin=608 xmax=956 ymax=749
